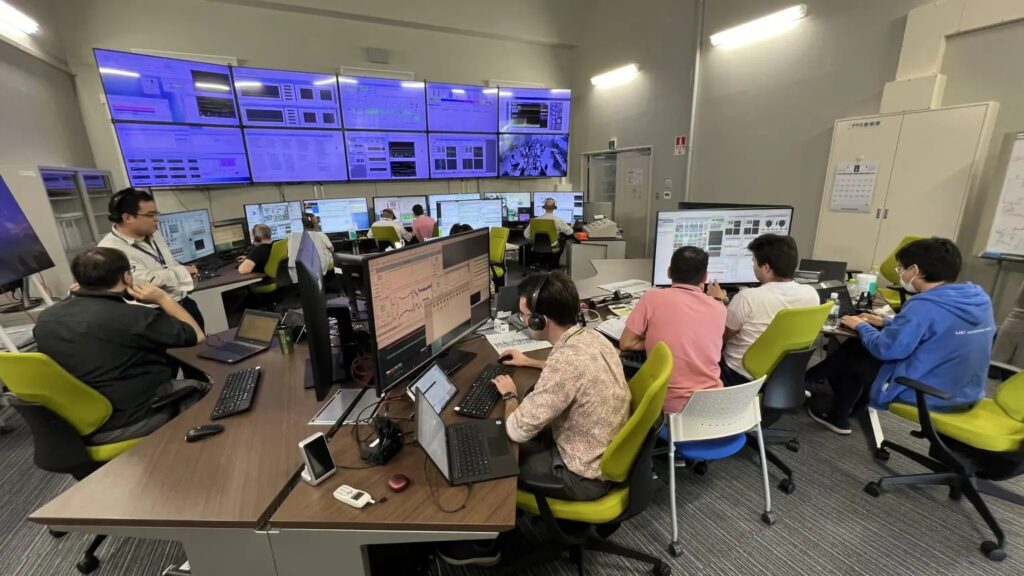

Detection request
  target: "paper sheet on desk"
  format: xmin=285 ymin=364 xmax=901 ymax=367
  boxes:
xmin=596 ymin=317 xmax=626 ymax=341
xmin=597 ymin=279 xmax=652 ymax=296
xmin=485 ymin=331 xmax=553 ymax=354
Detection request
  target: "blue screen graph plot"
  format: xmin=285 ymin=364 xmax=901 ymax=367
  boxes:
xmin=426 ymin=83 xmax=498 ymax=133
xmin=345 ymin=131 xmax=429 ymax=180
xmin=233 ymin=67 xmax=340 ymax=128
xmin=436 ymin=199 xmax=504 ymax=236
xmin=427 ymin=193 xmax=480 ymax=216
xmin=498 ymin=87 xmax=571 ymax=134
xmin=94 ymin=48 xmax=238 ymax=125
xmin=532 ymin=192 xmax=583 ymax=222
xmin=115 ymin=123 xmax=250 ymax=187
xmin=428 ymin=133 xmax=497 ymax=179
xmin=244 ymin=129 xmax=348 ymax=183
xmin=339 ymin=76 xmax=426 ymax=131
xmin=302 ymin=198 xmax=370 ymax=233
xmin=499 ymin=134 xmax=569 ymax=178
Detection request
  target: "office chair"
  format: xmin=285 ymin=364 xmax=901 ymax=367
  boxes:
xmin=0 ymin=352 xmax=145 ymax=574
xmin=249 ymin=238 xmax=290 ymax=299
xmin=663 ymin=376 xmax=772 ymax=557
xmin=877 ymin=235 xmax=926 ymax=310
xmin=741 ymin=302 xmax=833 ymax=493
xmin=370 ymin=224 xmax=402 ymax=250
xmin=863 ymin=368 xmax=1024 ymax=561
xmin=527 ymin=218 xmax=563 ymax=270
xmin=490 ymin=227 xmax=510 ymax=288
xmin=503 ymin=342 xmax=673 ymax=576
xmin=433 ymin=220 xmax=440 ymax=238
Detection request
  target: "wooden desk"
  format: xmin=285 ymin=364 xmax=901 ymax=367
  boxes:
xmin=268 ymin=336 xmax=547 ymax=576
xmin=192 ymin=267 xmax=265 ymax=333
xmin=30 ymin=334 xmax=327 ymax=576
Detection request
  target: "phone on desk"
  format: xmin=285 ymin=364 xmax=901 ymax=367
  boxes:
xmin=299 ymin=432 xmax=336 ymax=486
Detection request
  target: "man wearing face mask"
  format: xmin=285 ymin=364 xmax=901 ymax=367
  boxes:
xmin=34 ymin=248 xmax=209 ymax=443
xmin=806 ymin=237 xmax=995 ymax=435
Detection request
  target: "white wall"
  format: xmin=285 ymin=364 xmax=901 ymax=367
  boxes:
xmin=55 ymin=0 xmax=577 ymax=221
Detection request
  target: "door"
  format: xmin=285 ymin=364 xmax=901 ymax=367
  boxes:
xmin=812 ymin=115 xmax=902 ymax=271
xmin=872 ymin=104 xmax=991 ymax=265
xmin=614 ymin=149 xmax=653 ymax=259
xmin=587 ymin=154 xmax=617 ymax=205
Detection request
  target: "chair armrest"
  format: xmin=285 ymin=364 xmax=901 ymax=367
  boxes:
xmin=894 ymin=376 xmax=950 ymax=401
xmin=519 ymin=473 xmax=567 ymax=500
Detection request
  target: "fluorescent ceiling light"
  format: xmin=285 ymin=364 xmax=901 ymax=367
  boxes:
xmin=451 ymin=88 xmax=466 ymax=94
xmin=0 ymin=1 xmax=40 ymax=35
xmin=709 ymin=4 xmax=807 ymax=48
xmin=498 ymin=91 xmax=513 ymax=98
xmin=338 ymin=77 xmax=358 ymax=84
xmin=550 ymin=89 xmax=571 ymax=94
xmin=401 ymin=81 xmax=424 ymax=89
xmin=482 ymin=88 xmax=498 ymax=95
xmin=99 ymin=67 xmax=140 ymax=78
xmin=233 ymin=80 xmax=262 ymax=88
xmin=194 ymin=82 xmax=230 ymax=92
xmin=590 ymin=64 xmax=639 ymax=87
xmin=313 ymin=78 xmax=337 ymax=86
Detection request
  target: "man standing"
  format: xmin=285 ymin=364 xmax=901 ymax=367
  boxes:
xmin=524 ymin=197 xmax=573 ymax=247
xmin=237 ymin=223 xmax=273 ymax=274
xmin=409 ymin=204 xmax=436 ymax=242
xmin=99 ymin=187 xmax=205 ymax=329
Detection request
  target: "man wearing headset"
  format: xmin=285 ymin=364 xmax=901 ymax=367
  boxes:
xmin=98 ymin=187 xmax=205 ymax=329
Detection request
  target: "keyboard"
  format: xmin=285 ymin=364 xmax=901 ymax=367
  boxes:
xmin=210 ymin=367 xmax=261 ymax=420
xmin=448 ymin=423 xmax=491 ymax=479
xmin=454 ymin=363 xmax=515 ymax=418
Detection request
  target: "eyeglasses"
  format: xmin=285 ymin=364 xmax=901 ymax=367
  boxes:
xmin=133 ymin=211 xmax=160 ymax=219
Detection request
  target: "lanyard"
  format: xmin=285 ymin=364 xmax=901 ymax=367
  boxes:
xmin=130 ymin=238 xmax=167 ymax=267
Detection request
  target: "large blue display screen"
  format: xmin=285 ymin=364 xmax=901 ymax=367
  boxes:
xmin=115 ymin=123 xmax=250 ymax=187
xmin=428 ymin=133 xmax=497 ymax=179
xmin=498 ymin=134 xmax=569 ymax=177
xmin=233 ymin=67 xmax=340 ymax=128
xmin=498 ymin=88 xmax=571 ymax=134
xmin=345 ymin=131 xmax=429 ymax=180
xmin=426 ymin=83 xmax=498 ymax=133
xmin=339 ymin=76 xmax=426 ymax=131
xmin=244 ymin=129 xmax=347 ymax=183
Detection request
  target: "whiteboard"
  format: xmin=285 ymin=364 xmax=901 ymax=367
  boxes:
xmin=983 ymin=132 xmax=1024 ymax=260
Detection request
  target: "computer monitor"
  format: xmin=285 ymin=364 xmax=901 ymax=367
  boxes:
xmin=157 ymin=209 xmax=215 ymax=264
xmin=427 ymin=193 xmax=480 ymax=216
xmin=532 ymin=192 xmax=583 ymax=222
xmin=339 ymin=76 xmax=426 ymax=131
xmin=499 ymin=134 xmax=569 ymax=177
xmin=426 ymin=82 xmax=498 ymax=133
xmin=232 ymin=66 xmax=340 ymax=128
xmin=295 ymin=232 xmax=338 ymax=402
xmin=372 ymin=196 xmax=427 ymax=226
xmin=498 ymin=87 xmax=571 ymax=134
xmin=0 ymin=175 xmax=54 ymax=291
xmin=364 ymin=228 xmax=491 ymax=395
xmin=302 ymin=198 xmax=370 ymax=234
xmin=114 ymin=123 xmax=250 ymax=187
xmin=212 ymin=220 xmax=248 ymax=252
xmin=244 ymin=201 xmax=304 ymax=241
xmin=344 ymin=131 xmax=429 ymax=180
xmin=427 ymin=133 xmax=498 ymax=179
xmin=94 ymin=48 xmax=238 ymax=125
xmin=435 ymin=199 xmax=503 ymax=236
xmin=244 ymin=129 xmax=348 ymax=183
xmin=482 ymin=192 xmax=532 ymax=222
xmin=798 ymin=259 xmax=848 ymax=283
xmin=652 ymin=206 xmax=795 ymax=286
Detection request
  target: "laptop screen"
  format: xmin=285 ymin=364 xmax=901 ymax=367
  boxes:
xmin=416 ymin=390 xmax=450 ymax=481
xmin=236 ymin=311 xmax=279 ymax=345
xmin=408 ymin=363 xmax=457 ymax=414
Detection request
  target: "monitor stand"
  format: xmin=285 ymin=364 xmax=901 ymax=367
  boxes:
xmin=0 ymin=278 xmax=42 ymax=314
xmin=437 ymin=349 xmax=477 ymax=376
xmin=303 ymin=351 xmax=348 ymax=390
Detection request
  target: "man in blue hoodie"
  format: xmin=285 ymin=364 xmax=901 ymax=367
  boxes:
xmin=807 ymin=237 xmax=994 ymax=434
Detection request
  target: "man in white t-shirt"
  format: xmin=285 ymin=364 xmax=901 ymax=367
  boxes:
xmin=287 ymin=213 xmax=334 ymax=282
xmin=525 ymin=198 xmax=573 ymax=247
xmin=709 ymin=234 xmax=819 ymax=386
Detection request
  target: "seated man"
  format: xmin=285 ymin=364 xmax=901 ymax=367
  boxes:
xmin=34 ymin=248 xmax=209 ymax=443
xmin=524 ymin=197 xmax=573 ymax=247
xmin=807 ymin=238 xmax=994 ymax=434
xmin=621 ymin=246 xmax=727 ymax=412
xmin=288 ymin=212 xmax=335 ymax=282
xmin=715 ymin=234 xmax=819 ymax=386
xmin=410 ymin=204 xmax=436 ymax=242
xmin=449 ymin=223 xmax=472 ymax=235
xmin=368 ymin=208 xmax=413 ymax=245
xmin=237 ymin=223 xmax=273 ymax=274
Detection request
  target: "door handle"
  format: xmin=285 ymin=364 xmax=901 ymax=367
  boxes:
xmin=883 ymin=208 xmax=889 ymax=220
xmin=875 ymin=209 xmax=881 ymax=219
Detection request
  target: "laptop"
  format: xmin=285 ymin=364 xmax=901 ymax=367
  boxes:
xmin=198 ymin=309 xmax=281 ymax=364
xmin=812 ymin=280 xmax=855 ymax=317
xmin=416 ymin=390 xmax=518 ymax=486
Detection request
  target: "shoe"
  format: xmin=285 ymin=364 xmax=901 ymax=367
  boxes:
xmin=807 ymin=407 xmax=852 ymax=435
xmin=438 ymin=539 xmax=502 ymax=567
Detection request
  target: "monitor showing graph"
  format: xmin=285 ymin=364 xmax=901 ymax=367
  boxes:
xmin=532 ymin=192 xmax=583 ymax=222
xmin=483 ymin=192 xmax=532 ymax=221
xmin=302 ymin=197 xmax=370 ymax=233
xmin=373 ymin=196 xmax=427 ymax=226
xmin=157 ymin=209 xmax=215 ymax=263
xmin=652 ymin=207 xmax=794 ymax=286
xmin=243 ymin=201 xmax=304 ymax=241
xmin=435 ymin=199 xmax=503 ymax=235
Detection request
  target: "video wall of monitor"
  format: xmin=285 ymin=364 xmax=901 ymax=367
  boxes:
xmin=95 ymin=48 xmax=571 ymax=188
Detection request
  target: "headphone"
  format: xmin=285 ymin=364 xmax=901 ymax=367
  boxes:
xmin=527 ymin=273 xmax=550 ymax=331
xmin=107 ymin=188 xmax=151 ymax=224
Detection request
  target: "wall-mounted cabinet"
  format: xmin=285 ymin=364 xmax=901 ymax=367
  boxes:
xmin=39 ymin=167 xmax=114 ymax=257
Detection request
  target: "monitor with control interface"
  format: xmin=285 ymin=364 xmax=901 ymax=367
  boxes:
xmin=483 ymin=192 xmax=532 ymax=222
xmin=244 ymin=129 xmax=348 ymax=183
xmin=345 ymin=131 xmax=429 ymax=180
xmin=339 ymin=76 xmax=426 ymax=131
xmin=244 ymin=201 xmax=304 ymax=241
xmin=532 ymin=192 xmax=583 ymax=222
xmin=652 ymin=206 xmax=795 ymax=286
xmin=372 ymin=196 xmax=427 ymax=226
xmin=302 ymin=198 xmax=370 ymax=233
xmin=435 ymin=199 xmax=503 ymax=236
xmin=499 ymin=134 xmax=568 ymax=177
xmin=427 ymin=193 xmax=480 ymax=216
xmin=426 ymin=82 xmax=498 ymax=133
xmin=498 ymin=87 xmax=571 ymax=134
xmin=212 ymin=220 xmax=248 ymax=252
xmin=115 ymin=123 xmax=250 ymax=187
xmin=428 ymin=133 xmax=498 ymax=179
xmin=232 ymin=67 xmax=340 ymax=128
xmin=158 ymin=209 xmax=215 ymax=264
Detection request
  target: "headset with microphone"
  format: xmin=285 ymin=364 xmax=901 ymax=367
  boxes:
xmin=527 ymin=273 xmax=588 ymax=330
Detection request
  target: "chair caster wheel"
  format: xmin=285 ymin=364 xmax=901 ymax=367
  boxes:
xmin=949 ymin=487 xmax=963 ymax=501
xmin=654 ymin=563 xmax=672 ymax=576
xmin=76 ymin=554 xmax=100 ymax=574
xmin=668 ymin=541 xmax=683 ymax=557
xmin=786 ymin=439 xmax=800 ymax=453
xmin=864 ymin=482 xmax=882 ymax=497
xmin=692 ymin=461 xmax=708 ymax=476
xmin=981 ymin=541 xmax=1006 ymax=561
xmin=761 ymin=511 xmax=777 ymax=526
xmin=875 ymin=447 xmax=890 ymax=461
xmin=49 ymin=529 xmax=67 ymax=539
xmin=778 ymin=479 xmax=796 ymax=495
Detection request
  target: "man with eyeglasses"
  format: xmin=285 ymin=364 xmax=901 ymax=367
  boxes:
xmin=98 ymin=187 xmax=205 ymax=329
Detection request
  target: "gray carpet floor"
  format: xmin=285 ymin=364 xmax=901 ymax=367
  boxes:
xmin=3 ymin=406 xmax=1023 ymax=576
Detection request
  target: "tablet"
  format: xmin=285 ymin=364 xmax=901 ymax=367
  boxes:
xmin=406 ymin=362 xmax=457 ymax=413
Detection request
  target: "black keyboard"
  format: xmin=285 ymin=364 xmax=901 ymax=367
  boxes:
xmin=454 ymin=363 xmax=515 ymax=418
xmin=449 ymin=424 xmax=491 ymax=479
xmin=210 ymin=367 xmax=261 ymax=420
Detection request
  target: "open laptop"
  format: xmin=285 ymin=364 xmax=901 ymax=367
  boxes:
xmin=416 ymin=390 xmax=518 ymax=486
xmin=198 ymin=309 xmax=281 ymax=364
xmin=812 ymin=280 xmax=855 ymax=317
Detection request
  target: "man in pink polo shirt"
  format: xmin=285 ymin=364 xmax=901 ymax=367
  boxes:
xmin=410 ymin=203 xmax=436 ymax=243
xmin=620 ymin=246 xmax=728 ymax=413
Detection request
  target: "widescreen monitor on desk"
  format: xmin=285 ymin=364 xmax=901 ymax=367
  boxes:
xmin=483 ymin=192 xmax=532 ymax=222
xmin=427 ymin=192 xmax=480 ymax=216
xmin=652 ymin=206 xmax=794 ymax=286
xmin=436 ymin=199 xmax=503 ymax=236
xmin=158 ymin=209 xmax=215 ymax=264
xmin=302 ymin=198 xmax=370 ymax=234
xmin=244 ymin=201 xmax=304 ymax=241
xmin=212 ymin=220 xmax=248 ymax=252
xmin=532 ymin=192 xmax=583 ymax=222
xmin=372 ymin=196 xmax=426 ymax=226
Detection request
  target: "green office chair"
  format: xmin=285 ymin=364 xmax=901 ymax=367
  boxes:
xmin=432 ymin=220 xmax=440 ymax=238
xmin=742 ymin=302 xmax=833 ymax=493
xmin=504 ymin=342 xmax=672 ymax=576
xmin=528 ymin=218 xmax=562 ymax=270
xmin=864 ymin=371 xmax=1024 ymax=561
xmin=370 ymin=224 xmax=402 ymax=250
xmin=0 ymin=352 xmax=144 ymax=574
xmin=490 ymin=226 xmax=510 ymax=288
xmin=249 ymin=238 xmax=289 ymax=296
xmin=877 ymin=235 xmax=926 ymax=310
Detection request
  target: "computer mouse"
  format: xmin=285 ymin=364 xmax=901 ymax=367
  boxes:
xmin=498 ymin=352 xmax=514 ymax=364
xmin=186 ymin=424 xmax=225 ymax=443
xmin=387 ymin=474 xmax=410 ymax=493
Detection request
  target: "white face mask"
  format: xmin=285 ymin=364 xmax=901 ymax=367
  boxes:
xmin=900 ymin=266 xmax=919 ymax=294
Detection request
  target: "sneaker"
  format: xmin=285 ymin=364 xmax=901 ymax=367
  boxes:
xmin=438 ymin=539 xmax=502 ymax=567
xmin=807 ymin=407 xmax=852 ymax=435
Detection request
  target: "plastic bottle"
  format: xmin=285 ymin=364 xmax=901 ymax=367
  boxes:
xmin=826 ymin=292 xmax=839 ymax=328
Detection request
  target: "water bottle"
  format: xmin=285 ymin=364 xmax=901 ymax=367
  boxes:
xmin=826 ymin=292 xmax=839 ymax=328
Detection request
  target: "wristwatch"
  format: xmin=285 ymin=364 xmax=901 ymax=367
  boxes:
xmin=502 ymin=390 xmax=518 ymax=401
